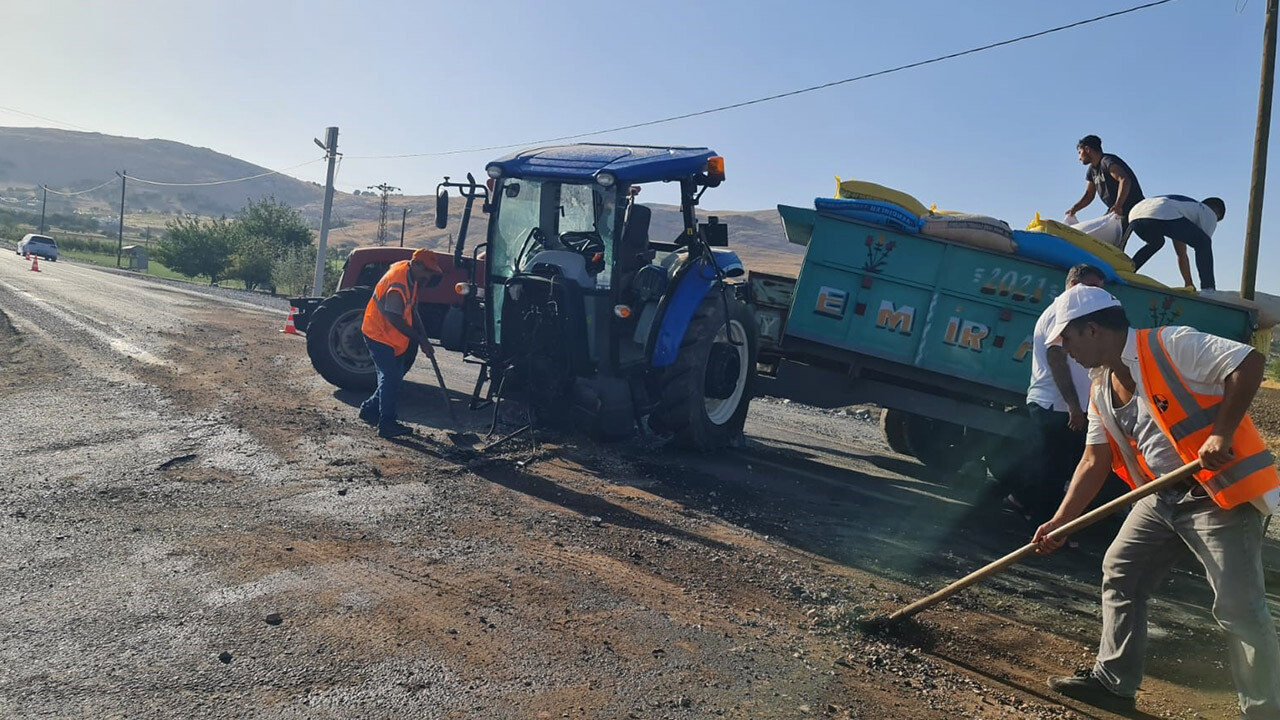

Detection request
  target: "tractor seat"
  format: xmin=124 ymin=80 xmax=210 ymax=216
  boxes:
xmin=618 ymin=204 xmax=654 ymax=273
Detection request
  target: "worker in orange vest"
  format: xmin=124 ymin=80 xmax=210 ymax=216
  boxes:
xmin=359 ymin=249 xmax=444 ymax=438
xmin=1033 ymin=284 xmax=1280 ymax=717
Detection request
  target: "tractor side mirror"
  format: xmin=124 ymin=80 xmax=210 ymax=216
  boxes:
xmin=700 ymin=216 xmax=728 ymax=247
xmin=435 ymin=189 xmax=449 ymax=229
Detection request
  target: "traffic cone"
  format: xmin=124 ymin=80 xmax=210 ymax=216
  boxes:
xmin=29 ymin=255 xmax=39 ymax=272
xmin=23 ymin=249 xmax=29 ymax=260
xmin=281 ymin=307 xmax=299 ymax=334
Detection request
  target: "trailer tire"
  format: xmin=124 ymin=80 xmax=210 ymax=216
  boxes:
xmin=880 ymin=409 xmax=914 ymax=456
xmin=651 ymin=293 xmax=758 ymax=452
xmin=902 ymin=414 xmax=985 ymax=473
xmin=306 ymin=288 xmax=417 ymax=391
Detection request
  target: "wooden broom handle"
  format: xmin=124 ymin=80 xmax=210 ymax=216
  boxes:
xmin=887 ymin=459 xmax=1203 ymax=621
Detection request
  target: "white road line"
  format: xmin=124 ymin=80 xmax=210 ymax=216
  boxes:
xmin=0 ymin=282 xmax=169 ymax=366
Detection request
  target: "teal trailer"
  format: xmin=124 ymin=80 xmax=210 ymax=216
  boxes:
xmin=750 ymin=204 xmax=1258 ymax=471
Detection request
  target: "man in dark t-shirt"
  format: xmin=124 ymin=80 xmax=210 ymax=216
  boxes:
xmin=1066 ymin=135 xmax=1145 ymax=230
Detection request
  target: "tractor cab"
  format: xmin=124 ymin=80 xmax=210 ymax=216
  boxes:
xmin=437 ymin=144 xmax=756 ymax=450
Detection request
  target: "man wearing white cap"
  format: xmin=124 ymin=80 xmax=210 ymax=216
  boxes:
xmin=1032 ymin=284 xmax=1279 ymax=717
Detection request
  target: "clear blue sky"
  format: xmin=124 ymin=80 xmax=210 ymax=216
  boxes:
xmin=4 ymin=0 xmax=1277 ymax=294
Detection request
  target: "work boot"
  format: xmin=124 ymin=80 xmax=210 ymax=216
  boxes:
xmin=378 ymin=422 xmax=414 ymax=439
xmin=1047 ymin=671 xmax=1134 ymax=712
xmin=359 ymin=405 xmax=379 ymax=426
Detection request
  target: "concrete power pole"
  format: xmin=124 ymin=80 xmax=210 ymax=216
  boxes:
xmin=1242 ymin=0 xmax=1277 ymax=300
xmin=368 ymin=183 xmax=400 ymax=245
xmin=312 ymin=127 xmax=339 ymax=297
xmin=39 ymin=185 xmax=47 ymax=234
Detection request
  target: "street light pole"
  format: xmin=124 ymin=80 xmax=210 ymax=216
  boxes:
xmin=116 ymin=171 xmax=127 ymax=269
xmin=400 ymin=207 xmax=411 ymax=247
xmin=313 ymin=126 xmax=340 ymax=297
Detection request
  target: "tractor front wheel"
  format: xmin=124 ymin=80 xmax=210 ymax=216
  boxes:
xmin=651 ymin=294 xmax=758 ymax=451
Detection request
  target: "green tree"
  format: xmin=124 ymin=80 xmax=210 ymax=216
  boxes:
xmin=228 ymin=234 xmax=276 ymax=292
xmin=236 ymin=196 xmax=313 ymax=252
xmin=271 ymin=245 xmax=318 ymax=297
xmin=155 ymin=215 xmax=237 ymax=284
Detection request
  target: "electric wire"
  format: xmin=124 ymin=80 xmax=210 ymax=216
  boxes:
xmin=343 ymin=0 xmax=1177 ymax=160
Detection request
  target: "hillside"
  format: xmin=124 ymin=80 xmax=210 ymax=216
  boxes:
xmin=0 ymin=127 xmax=324 ymax=216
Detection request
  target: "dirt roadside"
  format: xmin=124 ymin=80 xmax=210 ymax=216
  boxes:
xmin=1 ymin=257 xmax=1275 ymax=720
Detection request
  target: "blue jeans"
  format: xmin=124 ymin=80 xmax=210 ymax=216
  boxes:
xmin=360 ymin=336 xmax=404 ymax=429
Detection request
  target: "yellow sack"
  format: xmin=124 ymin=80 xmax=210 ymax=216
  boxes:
xmin=1116 ymin=270 xmax=1169 ymax=289
xmin=835 ymin=177 xmax=929 ymax=218
xmin=1027 ymin=212 xmax=1135 ymax=272
xmin=927 ymin=203 xmax=963 ymax=216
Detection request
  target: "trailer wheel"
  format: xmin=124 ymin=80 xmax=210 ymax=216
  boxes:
xmin=902 ymin=414 xmax=985 ymax=473
xmin=880 ymin=409 xmax=914 ymax=456
xmin=305 ymin=288 xmax=417 ymax=391
xmin=651 ymin=293 xmax=758 ymax=451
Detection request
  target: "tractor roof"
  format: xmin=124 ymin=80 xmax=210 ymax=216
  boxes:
xmin=486 ymin=143 xmax=717 ymax=185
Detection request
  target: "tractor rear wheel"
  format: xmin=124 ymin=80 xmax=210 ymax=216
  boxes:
xmin=651 ymin=294 xmax=758 ymax=452
xmin=305 ymin=288 xmax=417 ymax=391
xmin=880 ymin=408 xmax=914 ymax=456
xmin=901 ymin=414 xmax=985 ymax=474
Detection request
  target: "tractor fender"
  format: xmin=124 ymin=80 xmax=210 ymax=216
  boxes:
xmin=650 ymin=250 xmax=743 ymax=368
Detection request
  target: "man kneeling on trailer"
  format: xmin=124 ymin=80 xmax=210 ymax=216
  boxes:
xmin=360 ymin=248 xmax=443 ymax=439
xmin=1032 ymin=284 xmax=1280 ymax=718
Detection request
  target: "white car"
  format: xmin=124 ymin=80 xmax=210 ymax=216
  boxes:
xmin=17 ymin=233 xmax=58 ymax=261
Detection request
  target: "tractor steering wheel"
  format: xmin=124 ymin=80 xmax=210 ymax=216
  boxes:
xmin=559 ymin=230 xmax=605 ymax=258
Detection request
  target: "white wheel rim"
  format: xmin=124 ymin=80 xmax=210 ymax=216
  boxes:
xmin=705 ymin=319 xmax=749 ymax=425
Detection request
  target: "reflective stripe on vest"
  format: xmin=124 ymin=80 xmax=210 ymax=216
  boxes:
xmin=361 ymin=261 xmax=417 ymax=355
xmin=1102 ymin=327 xmax=1280 ymax=509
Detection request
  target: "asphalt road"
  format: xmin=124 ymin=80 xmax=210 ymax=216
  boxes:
xmin=1 ymin=253 xmax=1274 ymax=720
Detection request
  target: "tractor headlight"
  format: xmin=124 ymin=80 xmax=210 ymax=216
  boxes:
xmin=595 ymin=172 xmax=616 ymax=188
xmin=486 ymin=165 xmax=503 ymax=179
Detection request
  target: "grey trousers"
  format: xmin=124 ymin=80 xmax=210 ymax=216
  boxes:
xmin=1092 ymin=491 xmax=1280 ymax=718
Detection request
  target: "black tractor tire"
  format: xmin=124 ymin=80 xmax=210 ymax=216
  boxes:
xmin=651 ymin=293 xmax=758 ymax=452
xmin=901 ymin=413 xmax=986 ymax=473
xmin=880 ymin=408 xmax=914 ymax=456
xmin=305 ymin=287 xmax=417 ymax=391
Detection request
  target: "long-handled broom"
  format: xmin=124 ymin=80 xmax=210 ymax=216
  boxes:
xmin=865 ymin=459 xmax=1203 ymax=629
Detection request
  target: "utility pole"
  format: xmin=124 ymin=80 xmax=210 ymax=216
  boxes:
xmin=368 ymin=183 xmax=400 ymax=245
xmin=38 ymin=185 xmax=47 ymax=234
xmin=1242 ymin=0 xmax=1277 ymax=300
xmin=312 ymin=127 xmax=339 ymax=297
xmin=116 ymin=171 xmax=127 ymax=268
xmin=399 ymin=207 xmax=411 ymax=247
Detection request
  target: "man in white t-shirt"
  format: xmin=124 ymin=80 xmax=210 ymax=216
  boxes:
xmin=1004 ymin=264 xmax=1106 ymax=521
xmin=1033 ymin=285 xmax=1279 ymax=718
xmin=1126 ymin=195 xmax=1225 ymax=290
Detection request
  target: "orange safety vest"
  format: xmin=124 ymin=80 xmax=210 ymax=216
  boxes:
xmin=1094 ymin=328 xmax=1278 ymax=509
xmin=362 ymin=260 xmax=418 ymax=356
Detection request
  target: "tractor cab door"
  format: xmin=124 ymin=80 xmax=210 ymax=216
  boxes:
xmin=485 ymin=178 xmax=621 ymax=370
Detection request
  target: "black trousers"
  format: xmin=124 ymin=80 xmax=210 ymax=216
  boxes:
xmin=1011 ymin=403 xmax=1086 ymax=521
xmin=1128 ymin=217 xmax=1216 ymax=290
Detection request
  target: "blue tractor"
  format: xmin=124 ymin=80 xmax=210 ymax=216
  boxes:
xmin=434 ymin=144 xmax=758 ymax=451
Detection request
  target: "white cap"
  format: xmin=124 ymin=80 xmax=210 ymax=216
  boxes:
xmin=1046 ymin=284 xmax=1123 ymax=343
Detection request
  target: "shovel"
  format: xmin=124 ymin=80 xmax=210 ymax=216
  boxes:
xmin=413 ymin=308 xmax=481 ymax=448
xmin=865 ymin=458 xmax=1203 ymax=629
